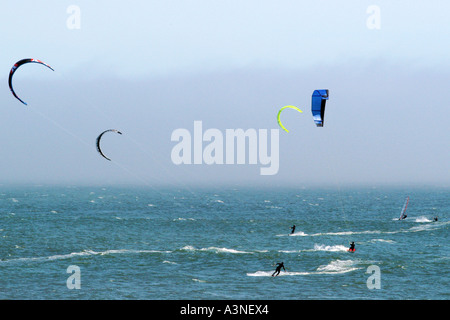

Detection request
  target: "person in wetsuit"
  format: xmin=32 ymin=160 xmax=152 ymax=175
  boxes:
xmin=349 ymin=241 xmax=355 ymax=251
xmin=272 ymin=262 xmax=286 ymax=277
xmin=290 ymin=225 xmax=296 ymax=235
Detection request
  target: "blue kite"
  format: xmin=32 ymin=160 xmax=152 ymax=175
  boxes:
xmin=311 ymin=89 xmax=329 ymax=127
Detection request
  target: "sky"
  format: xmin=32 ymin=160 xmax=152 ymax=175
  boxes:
xmin=0 ymin=1 xmax=449 ymax=187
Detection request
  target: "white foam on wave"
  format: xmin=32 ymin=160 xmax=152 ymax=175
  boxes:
xmin=309 ymin=230 xmax=382 ymax=236
xmin=247 ymin=270 xmax=311 ymax=277
xmin=316 ymin=259 xmax=359 ymax=274
xmin=180 ymin=246 xmax=252 ymax=254
xmin=276 ymin=221 xmax=448 ymax=239
xmin=276 ymin=231 xmax=308 ymax=237
xmin=408 ymin=223 xmax=441 ymax=233
xmin=205 ymin=247 xmax=251 ymax=254
xmin=181 ymin=245 xmax=196 ymax=251
xmin=415 ymin=216 xmax=432 ymax=223
xmin=290 ymin=231 xmax=308 ymax=237
xmin=247 ymin=260 xmax=359 ymax=277
xmin=370 ymin=239 xmax=395 ymax=243
xmin=1 ymin=249 xmax=170 ymax=264
xmin=173 ymin=217 xmax=196 ymax=221
xmin=313 ymin=244 xmax=348 ymax=252
xmin=266 ymin=205 xmax=283 ymax=209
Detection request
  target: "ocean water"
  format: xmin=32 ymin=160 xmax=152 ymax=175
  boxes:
xmin=0 ymin=185 xmax=448 ymax=300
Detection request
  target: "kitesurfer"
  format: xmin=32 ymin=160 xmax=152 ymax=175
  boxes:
xmin=433 ymin=216 xmax=438 ymax=222
xmin=290 ymin=225 xmax=296 ymax=234
xmin=272 ymin=262 xmax=285 ymax=277
xmin=349 ymin=242 xmax=355 ymax=251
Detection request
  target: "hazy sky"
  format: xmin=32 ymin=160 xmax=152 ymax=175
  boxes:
xmin=0 ymin=1 xmax=449 ymax=187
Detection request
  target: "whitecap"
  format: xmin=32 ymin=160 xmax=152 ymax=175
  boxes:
xmin=180 ymin=245 xmax=196 ymax=251
xmin=200 ymin=247 xmax=251 ymax=254
xmin=316 ymin=259 xmax=359 ymax=274
xmin=415 ymin=216 xmax=432 ymax=223
xmin=276 ymin=231 xmax=308 ymax=237
xmin=313 ymin=244 xmax=348 ymax=252
xmin=370 ymin=239 xmax=395 ymax=243
xmin=180 ymin=246 xmax=251 ymax=254
xmin=247 ymin=270 xmax=314 ymax=277
xmin=0 ymin=248 xmax=171 ymax=264
xmin=289 ymin=231 xmax=308 ymax=237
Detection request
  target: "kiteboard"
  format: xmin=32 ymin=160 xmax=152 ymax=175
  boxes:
xmin=348 ymin=248 xmax=355 ymax=252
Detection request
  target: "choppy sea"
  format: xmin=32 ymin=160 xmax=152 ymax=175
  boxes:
xmin=0 ymin=185 xmax=448 ymax=300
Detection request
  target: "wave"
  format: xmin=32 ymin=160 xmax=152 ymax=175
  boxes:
xmin=313 ymin=244 xmax=348 ymax=252
xmin=0 ymin=249 xmax=170 ymax=264
xmin=180 ymin=246 xmax=252 ymax=254
xmin=247 ymin=270 xmax=311 ymax=277
xmin=278 ymin=250 xmax=302 ymax=253
xmin=408 ymin=222 xmax=446 ymax=233
xmin=266 ymin=206 xmax=283 ymax=209
xmin=247 ymin=260 xmax=359 ymax=277
xmin=173 ymin=217 xmax=196 ymax=221
xmin=276 ymin=221 xmax=449 ymax=238
xmin=278 ymin=244 xmax=350 ymax=253
xmin=369 ymin=239 xmax=395 ymax=243
xmin=415 ymin=216 xmax=432 ymax=223
xmin=309 ymin=230 xmax=383 ymax=236
xmin=276 ymin=231 xmax=308 ymax=237
xmin=316 ymin=259 xmax=360 ymax=274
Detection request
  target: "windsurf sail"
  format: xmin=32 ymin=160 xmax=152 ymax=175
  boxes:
xmin=399 ymin=196 xmax=409 ymax=220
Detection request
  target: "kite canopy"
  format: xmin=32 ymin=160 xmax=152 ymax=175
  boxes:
xmin=96 ymin=129 xmax=122 ymax=161
xmin=8 ymin=58 xmax=54 ymax=105
xmin=311 ymin=89 xmax=329 ymax=127
xmin=277 ymin=105 xmax=303 ymax=133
